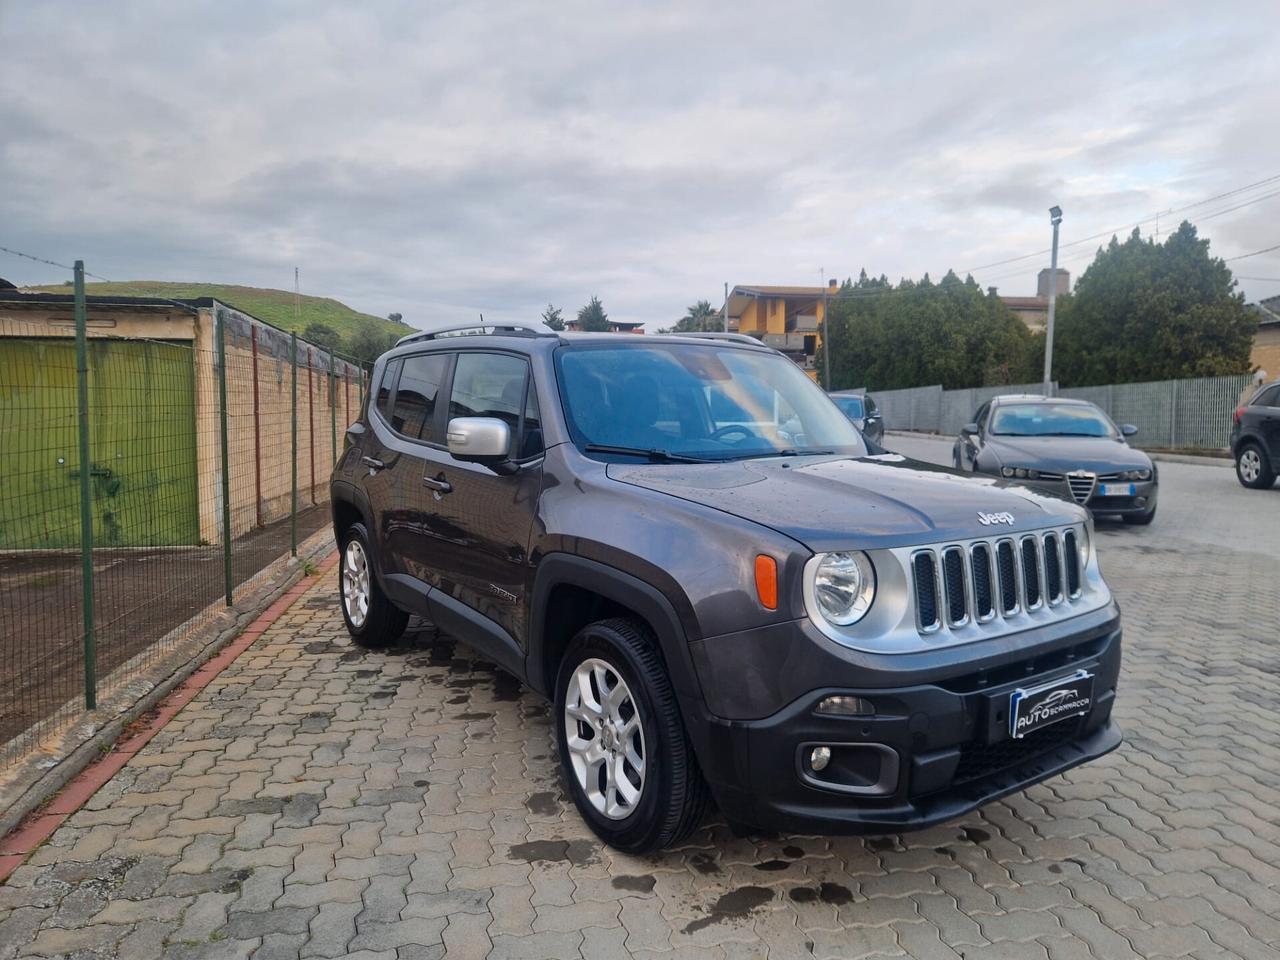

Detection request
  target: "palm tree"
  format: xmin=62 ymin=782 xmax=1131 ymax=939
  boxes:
xmin=676 ymin=299 xmax=719 ymax=332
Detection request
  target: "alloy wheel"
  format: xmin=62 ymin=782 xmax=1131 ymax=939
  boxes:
xmin=563 ymin=658 xmax=646 ymax=820
xmin=1240 ymin=449 xmax=1261 ymax=484
xmin=342 ymin=539 xmax=371 ymax=628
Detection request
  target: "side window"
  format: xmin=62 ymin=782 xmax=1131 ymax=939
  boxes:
xmin=974 ymin=402 xmax=991 ymax=431
xmin=1258 ymin=385 xmax=1280 ymax=408
xmin=864 ymin=395 xmax=877 ymax=415
xmin=391 ymin=353 xmax=450 ymax=442
xmin=447 ymin=353 xmax=530 ymax=457
xmin=375 ymin=359 xmax=401 ymax=420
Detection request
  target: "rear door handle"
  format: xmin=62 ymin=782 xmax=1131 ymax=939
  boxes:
xmin=361 ymin=456 xmax=385 ymax=471
xmin=422 ymin=474 xmax=452 ymax=494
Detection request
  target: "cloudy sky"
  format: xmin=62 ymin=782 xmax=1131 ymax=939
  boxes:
xmin=3 ymin=1 xmax=1279 ymax=329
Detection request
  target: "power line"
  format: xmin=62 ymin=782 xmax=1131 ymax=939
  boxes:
xmin=0 ymin=243 xmax=78 ymax=272
xmin=960 ymin=171 xmax=1280 ymax=276
xmin=1226 ymin=242 xmax=1280 ymax=263
xmin=1236 ymin=276 xmax=1280 ymax=282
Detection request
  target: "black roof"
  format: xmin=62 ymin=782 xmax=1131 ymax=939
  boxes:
xmin=0 ymin=289 xmax=198 ymax=312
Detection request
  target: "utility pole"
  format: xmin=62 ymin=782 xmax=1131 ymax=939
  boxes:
xmin=723 ymin=281 xmax=729 ymax=332
xmin=821 ymin=270 xmax=832 ymax=391
xmin=1042 ymin=206 xmax=1063 ymax=397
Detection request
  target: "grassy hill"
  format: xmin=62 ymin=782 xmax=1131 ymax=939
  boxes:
xmin=23 ymin=280 xmax=413 ymax=341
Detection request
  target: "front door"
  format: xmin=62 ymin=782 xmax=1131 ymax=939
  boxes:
xmin=410 ymin=350 xmax=543 ymax=652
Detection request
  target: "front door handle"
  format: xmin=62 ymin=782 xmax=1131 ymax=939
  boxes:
xmin=422 ymin=474 xmax=452 ymax=494
xmin=361 ymin=456 xmax=385 ymax=471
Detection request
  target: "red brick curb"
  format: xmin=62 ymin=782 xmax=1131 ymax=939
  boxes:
xmin=0 ymin=552 xmax=339 ymax=883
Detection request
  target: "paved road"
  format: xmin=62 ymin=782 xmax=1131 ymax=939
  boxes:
xmin=1 ymin=452 xmax=1278 ymax=958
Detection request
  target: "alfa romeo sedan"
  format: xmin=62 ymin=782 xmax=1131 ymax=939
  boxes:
xmin=953 ymin=395 xmax=1157 ymax=524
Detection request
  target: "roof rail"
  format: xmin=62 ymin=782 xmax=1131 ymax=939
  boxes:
xmin=667 ymin=331 xmax=770 ymax=348
xmin=396 ymin=321 xmax=555 ymax=347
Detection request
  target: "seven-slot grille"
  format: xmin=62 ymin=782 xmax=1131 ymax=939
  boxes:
xmin=913 ymin=527 xmax=1085 ymax=633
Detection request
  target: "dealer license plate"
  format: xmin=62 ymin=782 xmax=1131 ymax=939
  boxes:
xmin=1099 ymin=482 xmax=1135 ymax=496
xmin=1009 ymin=670 xmax=1094 ymax=739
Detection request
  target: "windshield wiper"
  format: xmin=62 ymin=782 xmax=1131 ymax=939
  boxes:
xmin=727 ymin=448 xmax=837 ymax=460
xmin=583 ymin=443 xmax=712 ymax=463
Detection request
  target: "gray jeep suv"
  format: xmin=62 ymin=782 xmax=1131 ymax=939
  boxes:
xmin=331 ymin=324 xmax=1122 ymax=852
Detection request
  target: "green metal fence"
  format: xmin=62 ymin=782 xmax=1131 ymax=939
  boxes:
xmin=0 ymin=264 xmax=367 ymax=767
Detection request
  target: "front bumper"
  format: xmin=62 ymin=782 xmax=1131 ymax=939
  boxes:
xmin=1016 ymin=477 xmax=1157 ymax=517
xmin=688 ymin=613 xmax=1122 ymax=834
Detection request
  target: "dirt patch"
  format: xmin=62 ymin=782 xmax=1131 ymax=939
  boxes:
xmin=0 ymin=504 xmax=330 ymax=747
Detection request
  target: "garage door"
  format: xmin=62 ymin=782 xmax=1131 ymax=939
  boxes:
xmin=0 ymin=338 xmax=198 ymax=548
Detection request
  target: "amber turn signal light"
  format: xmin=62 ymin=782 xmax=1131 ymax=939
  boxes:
xmin=754 ymin=554 xmax=778 ymax=610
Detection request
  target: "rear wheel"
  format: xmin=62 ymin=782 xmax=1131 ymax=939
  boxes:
xmin=1236 ymin=443 xmax=1276 ymax=489
xmin=554 ymin=618 xmax=710 ymax=852
xmin=338 ymin=522 xmax=408 ymax=647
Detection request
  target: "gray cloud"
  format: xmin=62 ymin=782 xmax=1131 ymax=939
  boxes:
xmin=2 ymin=0 xmax=1279 ymax=327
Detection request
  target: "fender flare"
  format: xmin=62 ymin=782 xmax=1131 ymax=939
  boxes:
xmin=525 ymin=553 xmax=704 ymax=705
xmin=330 ymin=481 xmax=382 ymax=578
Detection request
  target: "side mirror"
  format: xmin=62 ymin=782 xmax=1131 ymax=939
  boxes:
xmin=961 ymin=422 xmax=979 ymax=437
xmin=1121 ymin=424 xmax=1138 ymax=437
xmin=447 ymin=417 xmax=511 ymax=465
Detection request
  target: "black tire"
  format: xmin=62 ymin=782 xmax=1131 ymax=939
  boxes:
xmin=554 ymin=618 xmax=711 ymax=853
xmin=338 ymin=521 xmax=408 ymax=647
xmin=1236 ymin=443 xmax=1276 ymax=489
xmin=1124 ymin=504 xmax=1157 ymax=525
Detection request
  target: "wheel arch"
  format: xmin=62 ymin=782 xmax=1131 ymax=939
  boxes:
xmin=526 ymin=554 xmax=705 ymax=706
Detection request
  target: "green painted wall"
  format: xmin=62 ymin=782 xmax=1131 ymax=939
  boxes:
xmin=0 ymin=338 xmax=198 ymax=548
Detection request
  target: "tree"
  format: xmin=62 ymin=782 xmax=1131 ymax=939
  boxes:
xmin=669 ymin=299 xmax=719 ymax=332
xmin=576 ymin=296 xmax=609 ymax=332
xmin=1051 ymin=222 xmax=1257 ymax=386
xmin=303 ymin=321 xmax=343 ymax=353
xmin=347 ymin=319 xmax=400 ymax=366
xmin=387 ymin=312 xmax=403 ymax=324
xmin=819 ymin=269 xmax=1039 ymax=391
xmin=541 ymin=304 xmax=566 ymax=330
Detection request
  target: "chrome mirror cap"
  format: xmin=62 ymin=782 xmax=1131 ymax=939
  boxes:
xmin=447 ymin=417 xmax=511 ymax=460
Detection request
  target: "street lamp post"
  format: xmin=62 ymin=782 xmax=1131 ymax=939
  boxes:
xmin=1042 ymin=205 xmax=1063 ymax=397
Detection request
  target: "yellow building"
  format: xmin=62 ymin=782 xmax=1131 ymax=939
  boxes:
xmin=725 ymin=279 xmax=838 ymax=380
xmin=1254 ymin=296 xmax=1280 ymax=380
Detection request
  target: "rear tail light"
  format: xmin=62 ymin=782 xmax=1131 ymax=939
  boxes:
xmin=1234 ymin=406 xmax=1247 ymax=424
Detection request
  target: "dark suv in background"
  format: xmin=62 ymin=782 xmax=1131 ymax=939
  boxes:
xmin=332 ymin=325 xmax=1122 ymax=852
xmin=829 ymin=390 xmax=884 ymax=445
xmin=1232 ymin=381 xmax=1280 ymax=489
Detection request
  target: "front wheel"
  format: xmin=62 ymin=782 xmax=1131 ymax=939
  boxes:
xmin=554 ymin=618 xmax=710 ymax=852
xmin=338 ymin=522 xmax=408 ymax=647
xmin=1236 ymin=443 xmax=1276 ymax=489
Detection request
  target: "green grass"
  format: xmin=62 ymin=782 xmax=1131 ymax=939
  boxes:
xmin=23 ymin=280 xmax=413 ymax=341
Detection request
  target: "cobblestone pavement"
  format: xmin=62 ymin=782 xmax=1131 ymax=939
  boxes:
xmin=2 ymin=485 xmax=1279 ymax=958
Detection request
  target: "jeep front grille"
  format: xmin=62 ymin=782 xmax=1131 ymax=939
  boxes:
xmin=913 ymin=526 xmax=1089 ymax=634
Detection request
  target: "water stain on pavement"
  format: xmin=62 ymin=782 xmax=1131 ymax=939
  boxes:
xmin=963 ymin=826 xmax=991 ymax=844
xmin=611 ymin=874 xmax=657 ymax=893
xmin=754 ymin=859 xmax=790 ymax=871
xmin=507 ymin=839 xmax=598 ymax=866
xmin=689 ymin=853 xmax=719 ymax=874
xmin=683 ymin=886 xmax=775 ymax=934
xmin=525 ymin=792 xmax=560 ymax=816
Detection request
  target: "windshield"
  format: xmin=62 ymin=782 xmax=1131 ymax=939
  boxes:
xmin=554 ymin=342 xmax=867 ymax=460
xmin=831 ymin=395 xmax=865 ymax=419
xmin=990 ymin=402 xmax=1117 ymax=438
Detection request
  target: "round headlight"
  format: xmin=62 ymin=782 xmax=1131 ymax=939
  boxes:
xmin=812 ymin=551 xmax=876 ymax=626
xmin=1001 ymin=467 xmax=1015 ymax=478
xmin=1078 ymin=522 xmax=1092 ymax=569
xmin=1015 ymin=468 xmax=1029 ymax=479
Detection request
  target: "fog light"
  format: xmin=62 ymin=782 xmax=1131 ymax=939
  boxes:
xmin=810 ymin=746 xmax=832 ymax=772
xmin=814 ymin=695 xmax=874 ymax=717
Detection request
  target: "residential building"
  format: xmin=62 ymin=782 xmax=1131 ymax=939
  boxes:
xmin=1253 ymin=294 xmax=1280 ymax=379
xmin=724 ymin=279 xmax=838 ymax=378
xmin=993 ymin=268 xmax=1071 ymax=333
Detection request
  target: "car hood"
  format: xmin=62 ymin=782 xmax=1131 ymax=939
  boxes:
xmin=984 ymin=435 xmax=1151 ymax=473
xmin=607 ymin=453 xmax=1082 ymax=553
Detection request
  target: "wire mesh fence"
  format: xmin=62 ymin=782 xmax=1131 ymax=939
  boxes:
xmin=0 ymin=291 xmax=366 ymax=768
xmin=862 ymin=374 xmax=1253 ymax=450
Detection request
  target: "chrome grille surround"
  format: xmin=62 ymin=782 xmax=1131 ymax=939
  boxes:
xmin=1066 ymin=471 xmax=1096 ymax=503
xmin=909 ymin=524 xmax=1098 ymax=637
